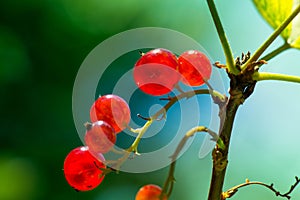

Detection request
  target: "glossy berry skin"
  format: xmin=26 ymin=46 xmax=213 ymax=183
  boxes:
xmin=63 ymin=146 xmax=106 ymax=191
xmin=134 ymin=48 xmax=180 ymax=96
xmin=178 ymin=50 xmax=212 ymax=86
xmin=135 ymin=184 xmax=167 ymax=200
xmin=90 ymin=94 xmax=130 ymax=133
xmin=84 ymin=121 xmax=116 ymax=154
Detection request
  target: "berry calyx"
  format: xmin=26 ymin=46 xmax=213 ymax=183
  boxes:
xmin=135 ymin=184 xmax=168 ymax=200
xmin=84 ymin=121 xmax=116 ymax=154
xmin=178 ymin=50 xmax=212 ymax=86
xmin=133 ymin=48 xmax=180 ymax=96
xmin=63 ymin=146 xmax=106 ymax=191
xmin=90 ymin=94 xmax=131 ymax=133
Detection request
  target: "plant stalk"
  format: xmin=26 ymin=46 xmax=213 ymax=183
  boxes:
xmin=260 ymin=42 xmax=290 ymax=62
xmin=208 ymin=87 xmax=243 ymax=200
xmin=241 ymin=4 xmax=300 ymax=72
xmin=206 ymin=0 xmax=238 ymax=75
xmin=253 ymin=71 xmax=300 ymax=84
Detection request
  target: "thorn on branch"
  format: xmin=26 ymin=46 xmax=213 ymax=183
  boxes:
xmin=137 ymin=114 xmax=151 ymax=121
xmin=235 ymin=57 xmax=241 ymax=70
xmin=241 ymin=52 xmax=245 ymax=61
xmin=234 ymin=51 xmax=252 ymax=71
xmin=214 ymin=61 xmax=226 ymax=69
xmin=159 ymin=95 xmax=172 ymax=101
xmin=243 ymin=51 xmax=251 ymax=63
xmin=246 ymin=59 xmax=267 ymax=72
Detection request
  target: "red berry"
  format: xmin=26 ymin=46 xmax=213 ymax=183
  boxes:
xmin=178 ymin=50 xmax=212 ymax=86
xmin=84 ymin=121 xmax=116 ymax=154
xmin=135 ymin=184 xmax=167 ymax=200
xmin=133 ymin=48 xmax=180 ymax=96
xmin=63 ymin=146 xmax=106 ymax=191
xmin=90 ymin=94 xmax=130 ymax=133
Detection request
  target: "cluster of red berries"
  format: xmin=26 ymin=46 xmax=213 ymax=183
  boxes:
xmin=64 ymin=48 xmax=212 ymax=199
xmin=134 ymin=48 xmax=212 ymax=96
xmin=64 ymin=94 xmax=131 ymax=191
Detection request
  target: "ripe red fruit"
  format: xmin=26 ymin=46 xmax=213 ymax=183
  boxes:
xmin=178 ymin=50 xmax=212 ymax=86
xmin=135 ymin=184 xmax=168 ymax=200
xmin=84 ymin=121 xmax=116 ymax=154
xmin=90 ymin=94 xmax=131 ymax=133
xmin=133 ymin=48 xmax=180 ymax=96
xmin=63 ymin=146 xmax=106 ymax=191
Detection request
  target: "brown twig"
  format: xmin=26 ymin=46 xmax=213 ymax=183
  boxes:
xmin=222 ymin=177 xmax=300 ymax=199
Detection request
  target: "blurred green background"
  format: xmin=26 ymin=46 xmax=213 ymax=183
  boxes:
xmin=1 ymin=0 xmax=300 ymax=199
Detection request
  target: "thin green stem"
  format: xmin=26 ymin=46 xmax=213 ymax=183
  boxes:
xmin=253 ymin=72 xmax=300 ymax=84
xmin=260 ymin=42 xmax=291 ymax=62
xmin=171 ymin=126 xmax=219 ymax=161
xmin=129 ymin=120 xmax=153 ymax=153
xmin=130 ymin=89 xmax=213 ymax=154
xmin=241 ymin=4 xmax=300 ymax=71
xmin=108 ymin=89 xmax=226 ymax=171
xmin=160 ymin=161 xmax=176 ymax=200
xmin=161 ymin=126 xmax=220 ymax=199
xmin=153 ymin=89 xmax=225 ymax=120
xmin=206 ymin=0 xmax=238 ymax=75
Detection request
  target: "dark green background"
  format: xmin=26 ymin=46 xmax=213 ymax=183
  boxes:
xmin=1 ymin=1 xmax=300 ymax=199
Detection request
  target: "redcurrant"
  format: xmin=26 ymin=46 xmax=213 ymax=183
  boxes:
xmin=90 ymin=94 xmax=130 ymax=133
xmin=133 ymin=48 xmax=179 ymax=96
xmin=135 ymin=184 xmax=168 ymax=200
xmin=63 ymin=146 xmax=106 ymax=191
xmin=84 ymin=121 xmax=116 ymax=154
xmin=178 ymin=50 xmax=212 ymax=86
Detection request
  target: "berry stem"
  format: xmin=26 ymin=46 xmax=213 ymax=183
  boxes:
xmin=103 ymin=87 xmax=226 ymax=173
xmin=129 ymin=119 xmax=153 ymax=154
xmin=171 ymin=127 xmax=220 ymax=160
xmin=206 ymin=0 xmax=238 ymax=75
xmin=253 ymin=72 xmax=300 ymax=84
xmin=161 ymin=160 xmax=176 ymax=199
xmin=161 ymin=126 xmax=221 ymax=199
xmin=130 ymin=89 xmax=215 ymax=153
xmin=241 ymin=4 xmax=300 ymax=72
xmin=153 ymin=89 xmax=224 ymax=120
xmin=129 ymin=89 xmax=222 ymax=152
xmin=109 ymin=89 xmax=225 ymax=171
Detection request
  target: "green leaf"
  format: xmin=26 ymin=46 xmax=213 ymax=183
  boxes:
xmin=291 ymin=36 xmax=300 ymax=47
xmin=289 ymin=9 xmax=300 ymax=48
xmin=253 ymin=0 xmax=300 ymax=49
